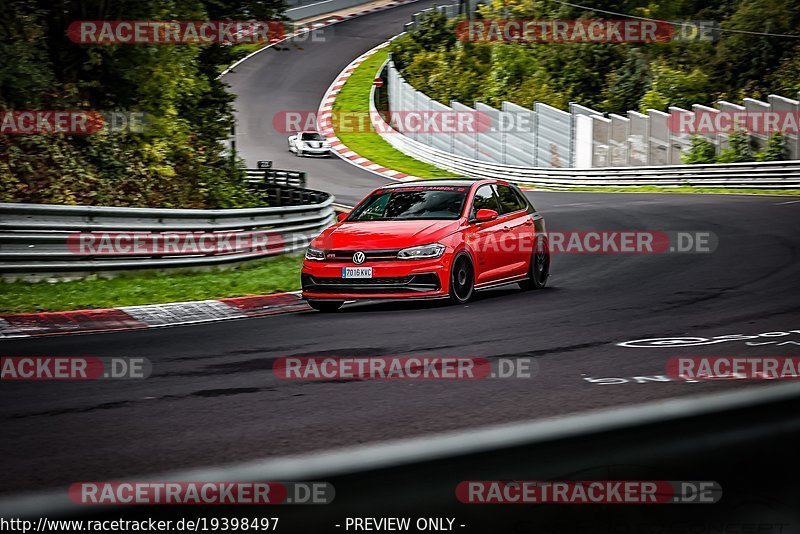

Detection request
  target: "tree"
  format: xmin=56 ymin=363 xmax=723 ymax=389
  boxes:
xmin=0 ymin=0 xmax=285 ymax=208
xmin=713 ymin=0 xmax=800 ymax=97
xmin=639 ymin=62 xmax=711 ymax=112
xmin=409 ymin=11 xmax=455 ymax=51
xmin=769 ymin=42 xmax=800 ymax=99
xmin=601 ymin=48 xmax=651 ymax=114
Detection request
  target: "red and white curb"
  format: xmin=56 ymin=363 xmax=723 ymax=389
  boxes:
xmin=219 ymin=0 xmax=421 ymax=78
xmin=317 ymin=42 xmax=421 ymax=182
xmin=0 ymin=293 xmax=310 ymax=339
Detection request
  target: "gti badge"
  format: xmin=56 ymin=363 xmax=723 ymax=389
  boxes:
xmin=352 ymin=251 xmax=366 ymax=265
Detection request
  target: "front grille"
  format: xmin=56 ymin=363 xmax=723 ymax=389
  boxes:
xmin=324 ymin=249 xmax=400 ymax=262
xmin=302 ymin=273 xmax=440 ymax=294
xmin=310 ymin=276 xmax=413 ymax=285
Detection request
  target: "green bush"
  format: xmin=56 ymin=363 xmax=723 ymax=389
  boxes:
xmin=716 ymin=133 xmax=754 ymax=163
xmin=682 ymin=135 xmax=716 ymax=164
xmin=755 ymin=133 xmax=787 ymax=161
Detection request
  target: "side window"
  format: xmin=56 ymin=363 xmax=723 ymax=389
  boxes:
xmin=496 ymin=185 xmax=526 ymax=214
xmin=514 ymin=188 xmax=533 ymax=212
xmin=470 ymin=185 xmax=500 ymax=219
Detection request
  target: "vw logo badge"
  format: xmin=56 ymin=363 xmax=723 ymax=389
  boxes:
xmin=352 ymin=251 xmax=366 ymax=265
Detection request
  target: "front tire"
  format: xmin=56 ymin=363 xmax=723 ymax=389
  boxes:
xmin=448 ymin=254 xmax=474 ymax=304
xmin=307 ymin=300 xmax=343 ymax=312
xmin=519 ymin=236 xmax=550 ymax=290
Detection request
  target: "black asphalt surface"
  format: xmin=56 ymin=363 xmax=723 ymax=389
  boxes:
xmin=2 ymin=0 xmax=800 ymax=502
xmin=2 ymin=191 xmax=799 ymax=494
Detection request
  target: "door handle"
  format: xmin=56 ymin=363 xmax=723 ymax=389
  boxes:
xmin=524 ymin=219 xmax=533 ymax=226
xmin=502 ymin=226 xmax=510 ymax=232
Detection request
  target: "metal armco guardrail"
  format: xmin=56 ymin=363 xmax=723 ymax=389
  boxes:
xmin=0 ymin=170 xmax=335 ymax=279
xmin=377 ymin=129 xmax=800 ymax=187
xmin=370 ymin=62 xmax=800 ymax=188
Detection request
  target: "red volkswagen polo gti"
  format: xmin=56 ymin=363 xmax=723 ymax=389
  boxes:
xmin=301 ymin=179 xmax=550 ymax=312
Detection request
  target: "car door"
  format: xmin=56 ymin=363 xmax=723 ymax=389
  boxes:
xmin=495 ymin=184 xmax=533 ymax=277
xmin=465 ymin=184 xmax=506 ymax=284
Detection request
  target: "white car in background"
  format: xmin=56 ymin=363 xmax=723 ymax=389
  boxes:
xmin=288 ymin=131 xmax=331 ymax=157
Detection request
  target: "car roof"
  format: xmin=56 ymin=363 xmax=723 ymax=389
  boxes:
xmin=379 ymin=178 xmax=506 ymax=189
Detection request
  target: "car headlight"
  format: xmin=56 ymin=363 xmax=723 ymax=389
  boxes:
xmin=305 ymin=247 xmax=325 ymax=261
xmin=397 ymin=243 xmax=446 ymax=260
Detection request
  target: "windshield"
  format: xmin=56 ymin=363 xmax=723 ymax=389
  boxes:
xmin=301 ymin=132 xmax=325 ymax=141
xmin=348 ymin=186 xmax=468 ymax=221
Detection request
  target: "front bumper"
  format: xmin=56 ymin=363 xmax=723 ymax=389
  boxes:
xmin=301 ymin=258 xmax=449 ymax=300
xmin=298 ymin=145 xmax=331 ymax=156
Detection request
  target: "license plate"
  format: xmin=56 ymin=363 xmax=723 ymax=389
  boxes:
xmin=342 ymin=267 xmax=373 ymax=278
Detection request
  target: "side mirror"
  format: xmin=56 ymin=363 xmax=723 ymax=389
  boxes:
xmin=337 ymin=211 xmax=349 ymax=222
xmin=475 ymin=208 xmax=498 ymax=222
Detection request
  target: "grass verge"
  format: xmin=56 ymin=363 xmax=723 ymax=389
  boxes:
xmin=332 ymin=48 xmax=455 ymax=178
xmin=0 ymin=254 xmax=303 ymax=314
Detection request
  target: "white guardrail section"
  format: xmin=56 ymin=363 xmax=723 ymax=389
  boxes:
xmin=371 ymin=58 xmax=800 ymax=188
xmin=0 ymin=192 xmax=335 ymax=278
xmin=286 ymin=0 xmax=381 ymax=20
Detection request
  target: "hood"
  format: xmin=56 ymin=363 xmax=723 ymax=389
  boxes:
xmin=312 ymin=219 xmax=461 ymax=250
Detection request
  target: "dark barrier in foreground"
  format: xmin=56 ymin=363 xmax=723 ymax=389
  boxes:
xmin=3 ymin=384 xmax=799 ymax=532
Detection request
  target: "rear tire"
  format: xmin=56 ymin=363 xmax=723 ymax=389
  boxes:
xmin=519 ymin=236 xmax=550 ymax=290
xmin=448 ymin=254 xmax=474 ymax=304
xmin=307 ymin=300 xmax=343 ymax=312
